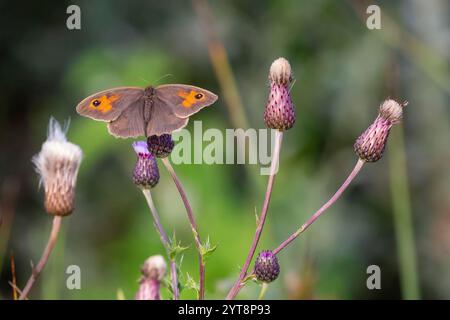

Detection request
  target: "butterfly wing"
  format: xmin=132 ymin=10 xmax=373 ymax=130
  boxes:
xmin=146 ymin=98 xmax=189 ymax=136
xmin=76 ymin=87 xmax=144 ymax=122
xmin=76 ymin=84 xmax=217 ymax=137
xmin=107 ymin=98 xmax=147 ymax=138
xmin=154 ymin=84 xmax=218 ymax=119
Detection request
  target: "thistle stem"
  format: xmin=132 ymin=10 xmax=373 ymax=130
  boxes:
xmin=142 ymin=189 xmax=179 ymax=300
xmin=226 ymin=130 xmax=283 ymax=300
xmin=258 ymin=283 xmax=269 ymax=300
xmin=161 ymin=157 xmax=206 ymax=300
xmin=273 ymin=158 xmax=365 ymax=255
xmin=19 ymin=216 xmax=62 ymax=300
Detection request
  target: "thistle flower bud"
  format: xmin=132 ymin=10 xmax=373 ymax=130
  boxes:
xmin=32 ymin=118 xmax=83 ymax=216
xmin=264 ymin=57 xmax=296 ymax=130
xmin=132 ymin=141 xmax=160 ymax=188
xmin=135 ymin=255 xmax=167 ymax=300
xmin=354 ymin=99 xmax=407 ymax=162
xmin=254 ymin=250 xmax=280 ymax=283
xmin=147 ymin=134 xmax=174 ymax=158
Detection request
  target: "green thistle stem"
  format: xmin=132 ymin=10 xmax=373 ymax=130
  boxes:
xmin=388 ymin=126 xmax=420 ymax=299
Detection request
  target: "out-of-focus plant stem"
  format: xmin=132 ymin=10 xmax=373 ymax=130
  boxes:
xmin=161 ymin=157 xmax=206 ymax=300
xmin=388 ymin=126 xmax=420 ymax=299
xmin=349 ymin=0 xmax=449 ymax=94
xmin=142 ymin=189 xmax=179 ymax=300
xmin=192 ymin=0 xmax=249 ymax=129
xmin=10 ymin=252 xmax=17 ymax=300
xmin=383 ymin=51 xmax=420 ymax=300
xmin=192 ymin=0 xmax=263 ymax=199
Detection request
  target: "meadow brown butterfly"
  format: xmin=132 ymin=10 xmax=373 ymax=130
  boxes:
xmin=76 ymin=84 xmax=218 ymax=138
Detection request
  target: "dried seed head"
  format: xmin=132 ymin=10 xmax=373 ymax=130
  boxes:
xmin=254 ymin=250 xmax=280 ymax=283
xmin=354 ymin=99 xmax=407 ymax=162
xmin=132 ymin=141 xmax=160 ymax=189
xmin=141 ymin=255 xmax=167 ymax=281
xmin=264 ymin=58 xmax=296 ymax=130
xmin=269 ymin=57 xmax=292 ymax=85
xmin=379 ymin=99 xmax=405 ymax=124
xmin=32 ymin=118 xmax=83 ymax=216
xmin=147 ymin=134 xmax=174 ymax=158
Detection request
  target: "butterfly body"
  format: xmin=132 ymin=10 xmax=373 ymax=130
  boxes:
xmin=76 ymin=84 xmax=218 ymax=138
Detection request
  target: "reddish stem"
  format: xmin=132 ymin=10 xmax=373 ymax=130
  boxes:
xmin=161 ymin=157 xmax=206 ymax=300
xmin=273 ymin=158 xmax=365 ymax=255
xmin=19 ymin=216 xmax=62 ymax=300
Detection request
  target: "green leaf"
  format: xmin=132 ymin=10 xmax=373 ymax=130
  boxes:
xmin=168 ymin=234 xmax=189 ymax=260
xmin=255 ymin=207 xmax=260 ymax=225
xmin=243 ymin=273 xmax=257 ymax=284
xmin=199 ymin=236 xmax=217 ymax=262
xmin=185 ymin=273 xmax=200 ymax=299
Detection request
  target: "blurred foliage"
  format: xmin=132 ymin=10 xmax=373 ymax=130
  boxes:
xmin=0 ymin=0 xmax=449 ymax=299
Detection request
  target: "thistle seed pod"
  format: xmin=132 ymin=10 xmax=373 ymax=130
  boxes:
xmin=263 ymin=57 xmax=296 ymax=131
xmin=32 ymin=118 xmax=83 ymax=216
xmin=354 ymin=99 xmax=407 ymax=162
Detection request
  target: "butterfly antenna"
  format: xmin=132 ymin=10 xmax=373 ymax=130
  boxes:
xmin=154 ymin=74 xmax=174 ymax=86
xmin=138 ymin=77 xmax=150 ymax=85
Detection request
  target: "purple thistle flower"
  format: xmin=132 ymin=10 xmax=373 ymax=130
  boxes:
xmin=254 ymin=250 xmax=280 ymax=283
xmin=264 ymin=57 xmax=296 ymax=131
xmin=147 ymin=134 xmax=175 ymax=158
xmin=354 ymin=99 xmax=407 ymax=162
xmin=132 ymin=141 xmax=160 ymax=189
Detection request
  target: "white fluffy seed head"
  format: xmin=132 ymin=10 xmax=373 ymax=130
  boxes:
xmin=141 ymin=255 xmax=167 ymax=281
xmin=269 ymin=57 xmax=292 ymax=85
xmin=32 ymin=118 xmax=83 ymax=216
xmin=379 ymin=99 xmax=405 ymax=124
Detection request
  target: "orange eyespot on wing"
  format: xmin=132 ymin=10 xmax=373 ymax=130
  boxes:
xmin=155 ymin=84 xmax=218 ymax=118
xmin=76 ymin=87 xmax=144 ymax=123
xmin=178 ymin=90 xmax=205 ymax=108
xmin=89 ymin=94 xmax=120 ymax=113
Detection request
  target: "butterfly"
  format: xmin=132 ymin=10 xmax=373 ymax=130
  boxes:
xmin=76 ymin=84 xmax=218 ymax=138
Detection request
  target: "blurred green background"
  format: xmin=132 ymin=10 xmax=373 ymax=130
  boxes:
xmin=0 ymin=0 xmax=449 ymax=299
